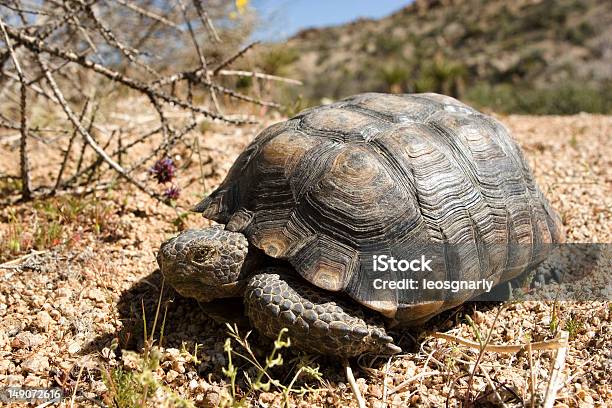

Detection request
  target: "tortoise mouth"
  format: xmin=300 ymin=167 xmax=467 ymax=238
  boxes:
xmin=165 ymin=275 xmax=249 ymax=303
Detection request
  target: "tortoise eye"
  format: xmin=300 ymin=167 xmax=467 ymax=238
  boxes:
xmin=192 ymin=247 xmax=213 ymax=264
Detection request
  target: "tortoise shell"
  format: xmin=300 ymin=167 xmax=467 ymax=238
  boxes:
xmin=194 ymin=93 xmax=564 ymax=323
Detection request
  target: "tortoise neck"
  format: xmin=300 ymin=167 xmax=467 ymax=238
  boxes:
xmin=242 ymin=244 xmax=291 ymax=276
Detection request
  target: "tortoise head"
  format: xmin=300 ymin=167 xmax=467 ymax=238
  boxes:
xmin=157 ymin=227 xmax=251 ymax=302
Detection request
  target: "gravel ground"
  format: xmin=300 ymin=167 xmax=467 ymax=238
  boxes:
xmin=0 ymin=112 xmax=610 ymax=407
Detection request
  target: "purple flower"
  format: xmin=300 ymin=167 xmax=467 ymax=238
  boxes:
xmin=163 ymin=185 xmax=180 ymax=200
xmin=150 ymin=157 xmax=176 ymax=184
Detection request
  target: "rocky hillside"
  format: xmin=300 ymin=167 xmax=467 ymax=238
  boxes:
xmin=259 ymin=0 xmax=612 ymax=114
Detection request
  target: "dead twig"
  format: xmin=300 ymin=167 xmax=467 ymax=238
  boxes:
xmin=193 ymin=0 xmax=220 ymax=42
xmin=543 ymin=330 xmax=569 ymax=408
xmin=5 ymin=25 xmax=251 ymax=124
xmin=111 ymin=0 xmax=182 ymax=31
xmin=389 ymin=371 xmax=441 ymax=395
xmin=38 ymin=56 xmax=161 ymax=201
xmin=343 ymin=359 xmax=365 ymax=408
xmin=53 ymin=99 xmax=90 ymax=193
xmin=218 ymin=69 xmax=303 ymax=85
xmin=0 ymin=0 xmax=297 ymax=202
xmin=431 ymin=332 xmax=569 ymax=353
xmin=212 ymin=41 xmax=259 ymax=75
xmin=0 ymin=16 xmax=31 ymax=199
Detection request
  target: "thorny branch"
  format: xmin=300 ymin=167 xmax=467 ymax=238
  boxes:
xmin=0 ymin=0 xmax=299 ymax=204
xmin=0 ymin=15 xmax=31 ymax=199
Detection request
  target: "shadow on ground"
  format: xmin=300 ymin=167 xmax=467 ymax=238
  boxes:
xmin=83 ymin=267 xmax=512 ymax=388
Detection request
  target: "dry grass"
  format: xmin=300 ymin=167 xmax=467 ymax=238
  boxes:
xmin=0 ymin=112 xmax=610 ymax=407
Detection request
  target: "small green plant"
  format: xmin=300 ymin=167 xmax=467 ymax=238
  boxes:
xmin=378 ymin=65 xmax=411 ymax=93
xmin=172 ymin=212 xmax=191 ymax=230
xmin=221 ymin=324 xmax=323 ymax=407
xmin=465 ymin=82 xmax=612 ymax=114
xmin=102 ymin=281 xmax=194 ymax=407
xmin=258 ymin=46 xmax=299 ymax=76
xmin=1 ymin=209 xmax=29 ymax=259
xmin=415 ymin=55 xmax=467 ymax=97
xmin=564 ymin=315 xmax=583 ymax=339
xmin=103 ymin=366 xmax=143 ymax=407
xmin=0 ymin=195 xmax=118 ymax=261
xmin=34 ymin=221 xmax=63 ymax=249
xmin=549 ymin=300 xmax=559 ymax=336
xmin=465 ymin=314 xmax=483 ymax=347
xmin=280 ymin=94 xmax=314 ymax=118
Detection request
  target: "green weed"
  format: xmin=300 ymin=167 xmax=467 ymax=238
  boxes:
xmin=221 ymin=324 xmax=323 ymax=407
xmin=102 ymin=281 xmax=195 ymax=407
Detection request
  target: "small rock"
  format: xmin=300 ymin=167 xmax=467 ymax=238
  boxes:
xmin=56 ymin=287 xmax=72 ymax=298
xmin=165 ymin=348 xmax=180 ymax=361
xmin=202 ymin=388 xmax=222 ymax=408
xmin=4 ymin=320 xmax=22 ymax=336
xmin=86 ymin=288 xmax=105 ymax=302
xmin=101 ymin=347 xmax=116 ymax=360
xmin=370 ymin=399 xmax=385 ymax=408
xmin=11 ymin=332 xmax=43 ymax=349
xmin=260 ymin=392 xmax=275 ymax=404
xmin=0 ymin=330 xmax=8 ymax=348
xmin=6 ymin=374 xmax=24 ymax=386
xmin=188 ymin=379 xmax=198 ymax=390
xmin=166 ymin=369 xmax=179 ymax=382
xmin=68 ymin=342 xmax=81 ymax=354
xmin=172 ymin=361 xmax=185 ymax=374
xmin=369 ymin=384 xmax=383 ymax=398
xmin=91 ymin=380 xmax=108 ymax=394
xmin=36 ymin=311 xmax=53 ymax=330
xmin=357 ymin=377 xmax=368 ymax=394
xmin=0 ymin=359 xmax=12 ymax=374
xmin=21 ymin=355 xmax=49 ymax=374
xmin=472 ymin=311 xmax=486 ymax=324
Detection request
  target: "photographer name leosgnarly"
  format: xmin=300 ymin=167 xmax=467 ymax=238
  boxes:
xmin=371 ymin=255 xmax=494 ymax=293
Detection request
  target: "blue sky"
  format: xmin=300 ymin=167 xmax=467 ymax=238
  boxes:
xmin=250 ymin=0 xmax=413 ymax=41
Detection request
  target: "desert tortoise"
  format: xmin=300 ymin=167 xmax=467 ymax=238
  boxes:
xmin=158 ymin=93 xmax=564 ymax=357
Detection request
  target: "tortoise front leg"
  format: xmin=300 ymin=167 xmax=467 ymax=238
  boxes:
xmin=244 ymin=267 xmax=401 ymax=358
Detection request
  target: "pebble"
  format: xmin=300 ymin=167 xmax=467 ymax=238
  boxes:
xmin=0 ymin=330 xmax=7 ymax=348
xmin=172 ymin=361 xmax=185 ymax=374
xmin=472 ymin=310 xmax=486 ymax=324
xmin=36 ymin=311 xmax=53 ymax=329
xmin=259 ymin=392 xmax=275 ymax=403
xmin=357 ymin=377 xmax=368 ymax=394
xmin=165 ymin=348 xmax=181 ymax=361
xmin=86 ymin=288 xmax=106 ymax=302
xmin=369 ymin=384 xmax=383 ymax=398
xmin=6 ymin=374 xmax=24 ymax=385
xmin=166 ymin=369 xmax=179 ymax=382
xmin=0 ymin=359 xmax=12 ymax=374
xmin=21 ymin=355 xmax=49 ymax=374
xmin=201 ymin=388 xmax=222 ymax=408
xmin=68 ymin=342 xmax=81 ymax=354
xmin=11 ymin=332 xmax=43 ymax=349
xmin=370 ymin=400 xmax=385 ymax=408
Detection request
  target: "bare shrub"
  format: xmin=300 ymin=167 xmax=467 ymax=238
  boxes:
xmin=0 ymin=0 xmax=296 ymax=204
